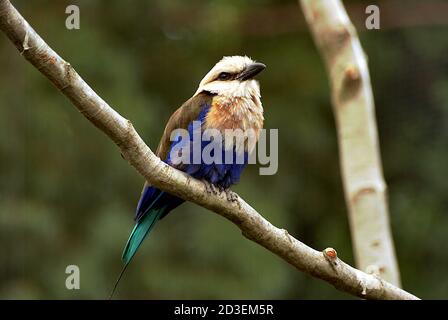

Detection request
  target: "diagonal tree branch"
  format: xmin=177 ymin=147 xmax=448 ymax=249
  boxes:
xmin=0 ymin=0 xmax=417 ymax=300
xmin=299 ymin=0 xmax=401 ymax=286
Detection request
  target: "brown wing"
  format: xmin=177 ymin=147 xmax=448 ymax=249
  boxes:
xmin=155 ymin=92 xmax=212 ymax=160
xmin=141 ymin=92 xmax=213 ymax=190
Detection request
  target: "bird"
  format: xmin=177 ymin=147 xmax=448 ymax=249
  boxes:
xmin=110 ymin=56 xmax=265 ymax=297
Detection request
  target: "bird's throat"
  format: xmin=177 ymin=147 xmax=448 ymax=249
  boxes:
xmin=205 ymin=95 xmax=264 ymax=133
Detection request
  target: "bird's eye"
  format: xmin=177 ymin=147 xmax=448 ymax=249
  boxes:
xmin=218 ymin=72 xmax=231 ymax=80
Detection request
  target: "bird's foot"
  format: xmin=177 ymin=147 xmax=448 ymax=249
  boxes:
xmin=203 ymin=180 xmax=220 ymax=196
xmin=203 ymin=181 xmax=239 ymax=204
xmin=224 ymin=188 xmax=239 ymax=203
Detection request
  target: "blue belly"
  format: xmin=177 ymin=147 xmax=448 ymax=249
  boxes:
xmin=166 ymin=104 xmax=248 ymax=188
xmin=182 ymin=151 xmax=248 ymax=189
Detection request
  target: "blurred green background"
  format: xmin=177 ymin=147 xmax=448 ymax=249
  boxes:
xmin=0 ymin=0 xmax=447 ymax=299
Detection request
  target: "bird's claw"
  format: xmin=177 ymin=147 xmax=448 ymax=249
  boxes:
xmin=225 ymin=188 xmax=238 ymax=203
xmin=203 ymin=180 xmax=219 ymax=195
xmin=202 ymin=181 xmax=238 ymax=203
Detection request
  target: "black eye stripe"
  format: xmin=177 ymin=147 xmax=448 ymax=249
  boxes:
xmin=217 ymin=72 xmax=231 ymax=80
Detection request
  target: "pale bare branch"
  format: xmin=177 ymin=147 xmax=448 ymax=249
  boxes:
xmin=299 ymin=0 xmax=401 ymax=286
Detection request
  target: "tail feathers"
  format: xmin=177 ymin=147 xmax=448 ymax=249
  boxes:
xmin=122 ymin=206 xmax=166 ymax=265
xmin=109 ymin=262 xmax=130 ymax=300
xmin=109 ymin=206 xmax=166 ymax=299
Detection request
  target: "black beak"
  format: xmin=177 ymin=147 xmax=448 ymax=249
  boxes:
xmin=236 ymin=62 xmax=266 ymax=81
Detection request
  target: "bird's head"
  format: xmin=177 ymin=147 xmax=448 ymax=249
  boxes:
xmin=194 ymin=56 xmax=265 ymax=99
